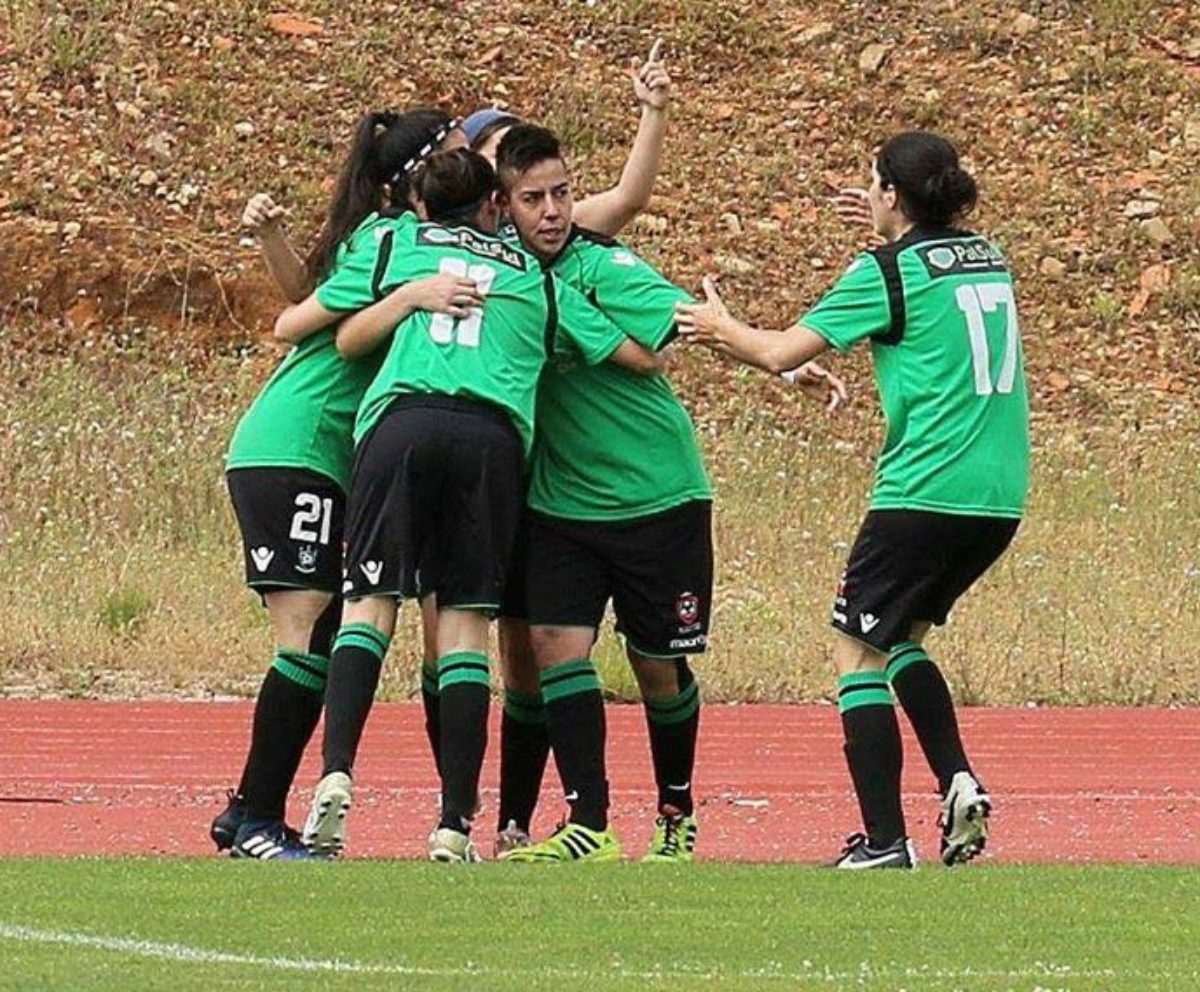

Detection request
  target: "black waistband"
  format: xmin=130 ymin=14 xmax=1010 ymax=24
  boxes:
xmin=385 ymin=392 xmax=513 ymax=428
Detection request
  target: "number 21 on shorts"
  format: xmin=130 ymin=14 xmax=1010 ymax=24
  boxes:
xmin=429 ymin=259 xmax=496 ymax=347
xmin=289 ymin=493 xmax=333 ymax=545
xmin=955 ymin=282 xmax=1019 ymax=396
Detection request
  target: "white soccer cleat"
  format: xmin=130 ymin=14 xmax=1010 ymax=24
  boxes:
xmin=302 ymin=771 xmax=353 ymax=857
xmin=428 ymin=826 xmax=481 ymax=864
xmin=940 ymin=770 xmax=991 ymax=866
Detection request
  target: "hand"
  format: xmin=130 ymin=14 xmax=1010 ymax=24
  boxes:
xmin=781 ymin=361 xmax=848 ymax=411
xmin=242 ymin=193 xmax=285 ymax=234
xmin=629 ymin=38 xmax=670 ymax=111
xmin=829 ymin=187 xmax=882 ymax=240
xmin=675 ymin=276 xmax=731 ymax=349
xmin=405 ymin=272 xmax=483 ymax=319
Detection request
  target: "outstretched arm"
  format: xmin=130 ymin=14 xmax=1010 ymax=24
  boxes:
xmin=676 ymin=278 xmax=846 ymax=408
xmin=243 ymin=193 xmax=312 ymax=303
xmin=573 ymin=39 xmax=670 ymax=237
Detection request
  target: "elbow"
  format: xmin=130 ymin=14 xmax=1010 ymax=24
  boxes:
xmin=635 ymin=349 xmax=666 ymax=376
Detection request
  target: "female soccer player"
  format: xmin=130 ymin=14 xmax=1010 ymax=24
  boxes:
xmin=215 ymin=108 xmax=476 ymax=860
xmin=302 ymin=148 xmax=663 ymax=862
xmin=677 ymin=131 xmax=1030 ymax=869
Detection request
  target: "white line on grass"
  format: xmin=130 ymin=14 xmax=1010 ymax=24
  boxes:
xmin=1 ymin=923 xmax=1195 ymax=985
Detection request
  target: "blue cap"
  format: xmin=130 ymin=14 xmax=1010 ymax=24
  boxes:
xmin=460 ymin=107 xmax=519 ymax=147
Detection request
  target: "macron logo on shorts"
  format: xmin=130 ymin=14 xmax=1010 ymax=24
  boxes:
xmin=250 ymin=547 xmax=275 ymax=572
xmin=859 ymin=613 xmax=880 ymax=634
xmin=359 ymin=561 xmax=383 ymax=586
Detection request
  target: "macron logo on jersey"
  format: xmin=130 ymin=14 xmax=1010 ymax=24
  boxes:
xmin=360 ymin=561 xmax=383 ymax=586
xmin=250 ymin=547 xmax=275 ymax=572
xmin=859 ymin=613 xmax=881 ymax=634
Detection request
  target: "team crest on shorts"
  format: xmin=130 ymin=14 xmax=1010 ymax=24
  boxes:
xmin=675 ymin=591 xmax=701 ymax=628
xmin=295 ymin=545 xmax=319 ymax=575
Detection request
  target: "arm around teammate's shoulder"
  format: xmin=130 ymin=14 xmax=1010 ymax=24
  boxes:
xmin=243 ymin=193 xmax=312 ymax=304
xmin=336 ymin=273 xmax=484 ymax=358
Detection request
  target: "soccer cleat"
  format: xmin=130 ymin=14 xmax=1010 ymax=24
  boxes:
xmin=833 ymin=832 xmax=918 ymax=870
xmin=302 ymin=771 xmax=353 ymax=857
xmin=501 ymin=822 xmax=622 ymax=864
xmin=940 ymin=770 xmax=992 ymax=866
xmin=428 ymin=827 xmax=482 ymax=864
xmin=209 ymin=789 xmax=245 ymax=852
xmin=231 ymin=819 xmax=321 ymax=861
xmin=494 ymin=819 xmax=532 ymax=858
xmin=642 ymin=812 xmax=698 ymax=863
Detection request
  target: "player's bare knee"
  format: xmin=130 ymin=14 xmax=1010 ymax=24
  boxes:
xmin=530 ymin=624 xmax=594 ymax=669
xmin=628 ymin=649 xmax=682 ymax=700
xmin=265 ymin=589 xmax=336 ymax=653
xmin=832 ymin=632 xmax=886 ymax=676
xmin=499 ymin=618 xmax=539 ymax=692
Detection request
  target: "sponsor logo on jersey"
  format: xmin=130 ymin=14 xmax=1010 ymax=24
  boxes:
xmin=417 ymin=225 xmax=527 ymax=270
xmin=610 ymin=249 xmax=638 ymax=267
xmin=675 ymin=592 xmax=701 ymax=627
xmin=360 ymin=561 xmax=383 ymax=586
xmin=250 ymin=547 xmax=275 ymax=572
xmin=859 ymin=613 xmax=881 ymax=634
xmin=295 ymin=545 xmax=318 ymax=575
xmin=916 ymin=238 xmax=1006 ymax=278
xmin=669 ymin=633 xmax=707 ymax=650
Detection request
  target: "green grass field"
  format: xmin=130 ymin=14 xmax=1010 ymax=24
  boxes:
xmin=1 ymin=860 xmax=1196 ymax=991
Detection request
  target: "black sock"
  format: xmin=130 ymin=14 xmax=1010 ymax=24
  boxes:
xmin=838 ymin=671 xmax=905 ymax=847
xmin=497 ymin=689 xmax=550 ymax=833
xmin=437 ymin=651 xmax=491 ymax=831
xmin=541 ymin=658 xmax=608 ymax=832
xmin=420 ymin=658 xmax=441 ymax=775
xmin=643 ymin=661 xmax=700 ymax=817
xmin=888 ymin=641 xmax=973 ymax=794
xmin=321 ymin=623 xmax=389 ymax=776
xmin=243 ymin=650 xmax=328 ymax=821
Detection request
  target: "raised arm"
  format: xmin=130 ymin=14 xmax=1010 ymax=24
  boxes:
xmin=573 ymin=39 xmax=670 ymax=237
xmin=243 ymin=193 xmax=312 ymax=304
xmin=336 ymin=273 xmax=484 ymax=358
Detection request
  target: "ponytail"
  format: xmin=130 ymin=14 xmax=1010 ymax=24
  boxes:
xmin=305 ymin=108 xmax=456 ymax=282
xmin=876 ymin=131 xmax=978 ymax=229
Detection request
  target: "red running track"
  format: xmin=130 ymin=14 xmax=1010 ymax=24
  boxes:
xmin=0 ymin=701 xmax=1196 ymax=863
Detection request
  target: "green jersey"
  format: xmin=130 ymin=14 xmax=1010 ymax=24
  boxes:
xmin=527 ymin=227 xmax=711 ymax=521
xmin=802 ymin=229 xmax=1030 ymax=518
xmin=226 ymin=211 xmax=411 ymax=490
xmin=355 ymin=221 xmax=628 ymax=454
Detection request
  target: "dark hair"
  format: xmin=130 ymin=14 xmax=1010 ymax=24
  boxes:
xmin=495 ymin=123 xmax=563 ymax=189
xmin=414 ymin=149 xmax=497 ymax=225
xmin=875 ymin=131 xmax=978 ymax=229
xmin=305 ymin=108 xmax=455 ymax=281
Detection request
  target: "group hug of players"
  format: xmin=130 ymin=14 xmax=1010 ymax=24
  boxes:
xmin=210 ymin=43 xmax=1030 ymax=868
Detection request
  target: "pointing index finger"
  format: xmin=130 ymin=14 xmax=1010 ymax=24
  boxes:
xmin=647 ymin=37 xmax=664 ymax=64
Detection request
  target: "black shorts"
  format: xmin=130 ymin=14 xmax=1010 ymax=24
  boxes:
xmin=226 ymin=467 xmax=345 ymax=594
xmin=498 ymin=511 xmax=531 ymax=620
xmin=831 ymin=509 xmax=1020 ymax=652
xmin=525 ymin=500 xmax=713 ymax=657
xmin=342 ymin=396 xmax=524 ymax=610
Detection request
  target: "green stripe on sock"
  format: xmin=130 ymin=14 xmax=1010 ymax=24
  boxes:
xmin=645 ymin=681 xmax=700 ymax=725
xmin=438 ymin=651 xmax=490 ymax=690
xmin=272 ymin=650 xmax=329 ymax=691
xmin=837 ymin=670 xmax=893 ymax=714
xmin=504 ymin=689 xmax=547 ymax=725
xmin=420 ymin=660 xmax=439 ymax=696
xmin=334 ymin=622 xmax=389 ymax=660
xmin=540 ymin=658 xmax=601 ymax=704
xmin=886 ymin=641 xmax=929 ymax=682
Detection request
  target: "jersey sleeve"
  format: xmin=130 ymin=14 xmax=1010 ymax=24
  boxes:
xmin=798 ymin=253 xmax=892 ymax=352
xmin=586 ymin=246 xmax=692 ymax=351
xmin=551 ymin=275 xmax=628 ymax=365
xmin=314 ymin=220 xmax=403 ymax=313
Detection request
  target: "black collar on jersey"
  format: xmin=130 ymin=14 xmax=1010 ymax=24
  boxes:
xmin=868 ymin=226 xmax=977 ymax=346
xmin=537 ymin=223 xmax=618 ymax=271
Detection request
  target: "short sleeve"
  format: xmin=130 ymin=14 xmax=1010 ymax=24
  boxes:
xmin=314 ymin=223 xmax=397 ymax=313
xmin=552 ymin=276 xmax=627 ymax=365
xmin=587 ymin=246 xmax=692 ymax=351
xmin=798 ymin=253 xmax=892 ymax=352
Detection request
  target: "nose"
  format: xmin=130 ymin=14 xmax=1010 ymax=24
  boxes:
xmin=542 ymin=194 xmax=560 ymax=219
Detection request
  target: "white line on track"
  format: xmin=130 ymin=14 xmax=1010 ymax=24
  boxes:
xmin=1 ymin=923 xmax=1196 ymax=985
